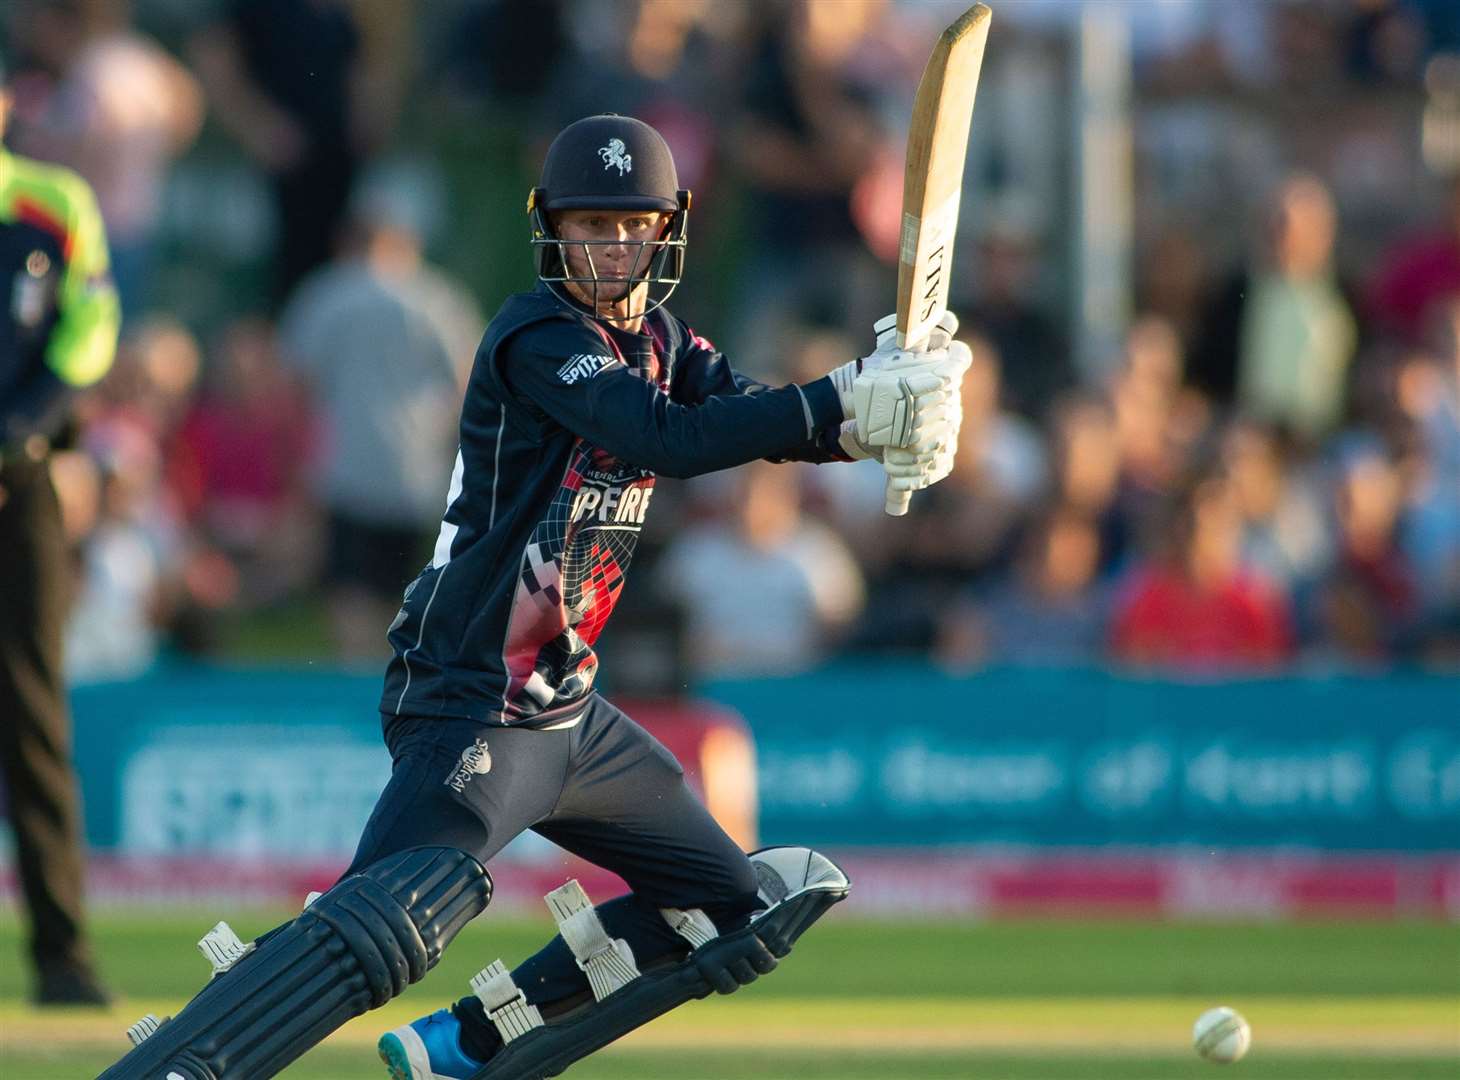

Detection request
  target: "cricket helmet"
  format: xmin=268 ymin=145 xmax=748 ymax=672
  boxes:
xmin=529 ymin=114 xmax=691 ymax=320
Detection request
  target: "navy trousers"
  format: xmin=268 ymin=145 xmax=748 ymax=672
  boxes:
xmin=345 ymin=695 xmax=759 ymax=1052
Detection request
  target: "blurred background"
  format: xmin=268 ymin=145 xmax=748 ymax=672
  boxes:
xmin=1 ymin=1 xmax=1457 ymax=1077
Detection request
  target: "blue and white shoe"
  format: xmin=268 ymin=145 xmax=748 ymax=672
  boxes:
xmin=378 ymin=1009 xmax=484 ymax=1080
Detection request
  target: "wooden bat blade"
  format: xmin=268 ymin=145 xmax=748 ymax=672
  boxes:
xmin=886 ymin=3 xmax=990 ymax=517
xmin=896 ymin=3 xmax=990 ymax=351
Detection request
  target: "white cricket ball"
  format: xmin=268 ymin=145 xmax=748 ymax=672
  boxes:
xmin=1193 ymin=1006 xmax=1252 ymax=1064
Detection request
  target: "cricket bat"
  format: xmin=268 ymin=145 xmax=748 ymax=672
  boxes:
xmin=886 ymin=3 xmax=991 ymax=516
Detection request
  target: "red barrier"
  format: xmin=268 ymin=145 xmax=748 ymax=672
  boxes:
xmin=5 ymin=850 xmax=1455 ymax=918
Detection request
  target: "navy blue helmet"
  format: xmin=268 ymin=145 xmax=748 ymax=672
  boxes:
xmin=529 ymin=115 xmax=690 ymax=319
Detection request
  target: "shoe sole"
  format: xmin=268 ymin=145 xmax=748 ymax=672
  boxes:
xmin=378 ymin=1029 xmax=430 ymax=1080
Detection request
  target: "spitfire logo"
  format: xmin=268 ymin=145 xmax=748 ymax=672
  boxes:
xmin=445 ymin=738 xmax=492 ymax=793
xmin=598 ymin=139 xmax=632 ymax=176
xmin=570 ymin=480 xmax=653 ymax=526
xmin=557 ymin=353 xmax=617 ymax=384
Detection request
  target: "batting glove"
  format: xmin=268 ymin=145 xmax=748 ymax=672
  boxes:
xmin=827 ymin=310 xmax=962 ymax=421
xmin=875 ymin=336 xmax=970 ymax=491
xmin=837 ymin=420 xmax=953 ymax=487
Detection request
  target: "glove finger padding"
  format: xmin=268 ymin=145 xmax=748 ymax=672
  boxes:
xmin=883 ymin=444 xmax=957 ymax=490
xmin=880 ymin=445 xmax=934 ymax=475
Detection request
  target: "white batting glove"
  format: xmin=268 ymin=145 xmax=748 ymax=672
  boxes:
xmin=836 ymin=421 xmax=949 ymax=487
xmin=878 ymin=338 xmax=970 ymax=491
xmin=831 ymin=338 xmax=970 ymax=446
xmin=826 ymin=310 xmax=962 ymax=420
xmin=883 ymin=434 xmax=958 ymax=491
xmin=855 ymin=365 xmax=958 ymax=448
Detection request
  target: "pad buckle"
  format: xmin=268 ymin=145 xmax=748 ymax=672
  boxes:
xmin=471 ymin=960 xmax=545 ymax=1042
xmin=198 ymin=921 xmax=253 ymax=977
xmin=125 ymin=1014 xmax=169 ymax=1046
xmin=546 ymin=880 xmax=641 ymax=1000
xmin=661 ymin=906 xmax=718 ymax=949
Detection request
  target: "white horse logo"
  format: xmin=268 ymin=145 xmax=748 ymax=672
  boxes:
xmin=599 ymin=139 xmax=632 ymax=176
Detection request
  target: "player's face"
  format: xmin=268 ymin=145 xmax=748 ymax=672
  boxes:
xmin=553 ymin=209 xmax=668 ymax=312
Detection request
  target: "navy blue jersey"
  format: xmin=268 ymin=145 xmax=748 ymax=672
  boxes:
xmin=380 ymin=286 xmax=848 ymax=725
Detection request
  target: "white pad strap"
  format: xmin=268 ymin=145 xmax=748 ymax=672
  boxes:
xmin=470 ymin=960 xmax=545 ymax=1043
xmin=661 ymin=906 xmax=718 ymax=949
xmin=545 ymin=880 xmax=640 ymax=1000
xmin=126 ymin=1013 xmax=167 ymax=1046
xmin=198 ymin=920 xmax=253 ymax=977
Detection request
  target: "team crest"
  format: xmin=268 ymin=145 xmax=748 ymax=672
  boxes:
xmin=599 ymin=139 xmax=632 ymax=176
xmin=446 ymin=738 xmax=492 ymax=792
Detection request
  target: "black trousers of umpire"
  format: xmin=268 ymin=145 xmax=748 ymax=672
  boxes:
xmin=0 ymin=449 xmax=95 ymax=978
xmin=346 ymin=698 xmax=761 ymax=1058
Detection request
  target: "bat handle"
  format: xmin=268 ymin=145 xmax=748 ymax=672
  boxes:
xmin=882 ymin=329 xmax=936 ymax=517
xmin=885 ymin=484 xmax=912 ymax=517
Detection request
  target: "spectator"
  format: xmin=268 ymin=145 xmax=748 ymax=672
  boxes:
xmin=1302 ymin=436 xmax=1420 ymax=665
xmin=1220 ymin=419 xmax=1331 ymax=589
xmin=1369 ymin=178 xmax=1460 ymax=346
xmin=952 ymin=332 xmax=1049 ymax=512
xmin=171 ymin=317 xmax=315 ymax=609
xmin=963 ymin=219 xmax=1072 ymax=423
xmin=1111 ymin=474 xmax=1294 ymax=671
xmin=1391 ymin=346 xmax=1460 ymax=620
xmin=67 ymin=317 xmax=238 ymax=659
xmin=7 ymin=0 xmax=203 ymax=320
xmin=854 ymin=334 xmax=1045 ymax=650
xmin=658 ymin=460 xmax=864 ymax=679
xmin=1137 ymin=223 xmax=1211 ymax=347
xmin=779 ymin=324 xmax=889 ymax=544
xmin=725 ymin=0 xmax=887 ymax=371
xmin=1342 ymin=0 xmax=1429 ymax=86
xmin=1188 ymin=173 xmax=1363 ymax=443
xmin=1110 ymin=315 xmax=1210 ymax=548
xmin=77 ymin=315 xmax=201 ymax=447
xmin=438 ymin=0 xmax=570 ymax=111
xmin=939 ymin=506 xmax=1109 ymax=670
xmin=1416 ymin=295 xmax=1460 ymax=485
xmin=279 ymin=175 xmax=482 ymax=661
xmin=190 ymin=0 xmax=370 ymax=305
xmin=66 ymin=418 xmax=171 ymax=680
xmin=1048 ymin=393 xmax=1130 ymax=576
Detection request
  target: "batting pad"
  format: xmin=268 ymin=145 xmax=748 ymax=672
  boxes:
xmin=97 ymin=846 xmax=491 ymax=1080
xmin=468 ymin=847 xmax=850 ymax=1080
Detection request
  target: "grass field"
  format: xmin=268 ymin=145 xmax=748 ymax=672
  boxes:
xmin=2 ymin=911 xmax=1456 ymax=1079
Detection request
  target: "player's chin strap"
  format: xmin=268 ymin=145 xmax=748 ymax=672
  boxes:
xmin=101 ymin=846 xmax=492 ymax=1080
xmin=465 ymin=846 xmax=850 ymax=1080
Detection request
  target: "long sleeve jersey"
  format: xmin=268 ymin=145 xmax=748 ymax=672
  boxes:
xmin=380 ymin=285 xmax=849 ymax=725
xmin=0 ymin=146 xmax=119 ymax=443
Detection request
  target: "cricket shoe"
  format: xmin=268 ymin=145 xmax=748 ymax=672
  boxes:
xmin=379 ymin=1009 xmax=484 ymax=1080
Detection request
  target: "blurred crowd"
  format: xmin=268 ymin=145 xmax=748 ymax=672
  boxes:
xmin=3 ymin=0 xmax=1458 ymax=682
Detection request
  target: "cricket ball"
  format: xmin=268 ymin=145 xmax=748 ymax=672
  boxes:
xmin=1193 ymin=1006 xmax=1252 ymax=1064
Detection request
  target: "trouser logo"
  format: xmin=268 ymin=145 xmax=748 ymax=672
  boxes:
xmin=446 ymin=738 xmax=492 ymax=792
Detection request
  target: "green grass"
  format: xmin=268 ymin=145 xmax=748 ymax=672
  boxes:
xmin=6 ymin=912 xmax=1456 ymax=1002
xmin=2 ymin=914 xmax=1456 ymax=1078
xmin=3 ymin=1046 xmax=1459 ymax=1080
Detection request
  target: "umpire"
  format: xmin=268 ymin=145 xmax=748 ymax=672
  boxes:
xmin=0 ymin=63 xmax=120 ymax=1005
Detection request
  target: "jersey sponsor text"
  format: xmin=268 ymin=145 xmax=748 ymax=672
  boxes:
xmin=556 ymin=353 xmax=616 ymax=384
xmin=570 ymin=480 xmax=653 ymax=527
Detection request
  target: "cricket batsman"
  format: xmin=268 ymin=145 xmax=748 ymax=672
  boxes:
xmin=98 ymin=114 xmax=969 ymax=1080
